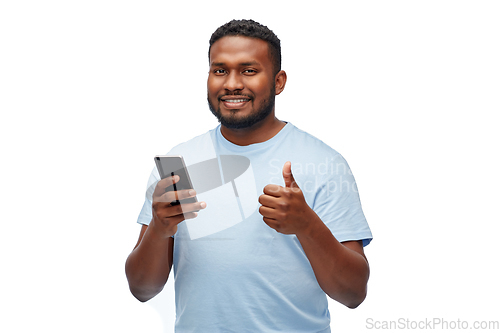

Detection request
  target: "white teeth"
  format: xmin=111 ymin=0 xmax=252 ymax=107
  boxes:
xmin=225 ymin=99 xmax=248 ymax=103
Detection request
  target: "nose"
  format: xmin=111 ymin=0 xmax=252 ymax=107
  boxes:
xmin=223 ymin=71 xmax=244 ymax=91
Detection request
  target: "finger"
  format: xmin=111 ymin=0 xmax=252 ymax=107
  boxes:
xmin=182 ymin=211 xmax=199 ymax=220
xmin=153 ymin=175 xmax=180 ymax=198
xmin=258 ymin=193 xmax=280 ymax=208
xmin=262 ymin=216 xmax=280 ymax=230
xmin=159 ymin=212 xmax=186 ymax=226
xmin=282 ymin=161 xmax=298 ymax=188
xmin=263 ymin=184 xmax=283 ymax=197
xmin=258 ymin=205 xmax=279 ymax=220
xmin=163 ymin=201 xmax=205 ymax=217
xmin=158 ymin=210 xmax=199 ymax=227
xmin=158 ymin=189 xmax=197 ymax=204
xmin=179 ymin=201 xmax=207 ymax=214
xmin=282 ymin=161 xmax=292 ymax=187
xmin=153 ymin=201 xmax=205 ymax=222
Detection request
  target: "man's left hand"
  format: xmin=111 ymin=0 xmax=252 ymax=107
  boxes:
xmin=258 ymin=161 xmax=317 ymax=235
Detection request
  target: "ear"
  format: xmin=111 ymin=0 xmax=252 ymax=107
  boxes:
xmin=274 ymin=70 xmax=287 ymax=95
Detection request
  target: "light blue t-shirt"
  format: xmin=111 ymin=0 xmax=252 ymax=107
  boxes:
xmin=137 ymin=123 xmax=372 ymax=332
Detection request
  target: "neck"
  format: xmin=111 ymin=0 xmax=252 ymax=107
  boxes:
xmin=220 ymin=113 xmax=286 ymax=146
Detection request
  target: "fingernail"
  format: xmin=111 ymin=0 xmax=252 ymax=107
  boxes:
xmin=189 ymin=190 xmax=196 ymax=196
xmin=200 ymin=202 xmax=207 ymax=209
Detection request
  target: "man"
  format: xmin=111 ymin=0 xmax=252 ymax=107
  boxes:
xmin=126 ymin=19 xmax=372 ymax=332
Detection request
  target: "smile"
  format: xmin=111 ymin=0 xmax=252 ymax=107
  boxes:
xmin=224 ymin=99 xmax=249 ymax=103
xmin=219 ymin=96 xmax=252 ymax=109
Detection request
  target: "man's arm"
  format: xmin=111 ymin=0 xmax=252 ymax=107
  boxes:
xmin=125 ymin=175 xmax=206 ymax=302
xmin=125 ymin=224 xmax=174 ymax=302
xmin=258 ymin=162 xmax=370 ymax=308
xmin=295 ymin=219 xmax=369 ymax=308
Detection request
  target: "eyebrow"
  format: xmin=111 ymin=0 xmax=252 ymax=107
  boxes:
xmin=210 ymin=61 xmax=260 ymax=67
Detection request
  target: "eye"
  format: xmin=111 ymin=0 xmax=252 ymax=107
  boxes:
xmin=213 ymin=69 xmax=226 ymax=75
xmin=243 ymin=69 xmax=257 ymax=75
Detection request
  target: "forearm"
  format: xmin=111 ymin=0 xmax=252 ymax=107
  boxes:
xmin=296 ymin=213 xmax=370 ymax=308
xmin=125 ymin=223 xmax=173 ymax=302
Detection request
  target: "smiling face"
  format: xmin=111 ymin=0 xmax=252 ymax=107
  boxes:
xmin=207 ymin=36 xmax=282 ymax=130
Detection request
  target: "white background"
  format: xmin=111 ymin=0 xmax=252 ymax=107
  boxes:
xmin=1 ymin=1 xmax=499 ymax=332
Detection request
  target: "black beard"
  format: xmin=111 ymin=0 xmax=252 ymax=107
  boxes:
xmin=208 ymin=89 xmax=276 ymax=130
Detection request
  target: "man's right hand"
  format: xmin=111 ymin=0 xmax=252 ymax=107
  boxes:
xmin=151 ymin=175 xmax=206 ymax=238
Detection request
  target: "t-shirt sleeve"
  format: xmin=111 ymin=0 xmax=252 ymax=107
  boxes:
xmin=136 ymin=166 xmax=161 ymax=226
xmin=311 ymin=153 xmax=372 ymax=247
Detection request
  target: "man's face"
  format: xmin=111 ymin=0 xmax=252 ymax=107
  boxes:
xmin=207 ymin=36 xmax=277 ymax=129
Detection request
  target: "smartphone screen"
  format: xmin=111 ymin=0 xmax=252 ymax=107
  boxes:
xmin=155 ymin=155 xmax=198 ymax=206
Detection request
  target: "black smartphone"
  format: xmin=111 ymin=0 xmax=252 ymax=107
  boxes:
xmin=154 ymin=155 xmax=198 ymax=206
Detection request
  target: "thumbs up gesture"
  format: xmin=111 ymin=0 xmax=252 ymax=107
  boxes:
xmin=259 ymin=161 xmax=317 ymax=235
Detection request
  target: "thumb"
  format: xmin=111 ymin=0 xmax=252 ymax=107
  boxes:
xmin=283 ymin=161 xmax=298 ymax=188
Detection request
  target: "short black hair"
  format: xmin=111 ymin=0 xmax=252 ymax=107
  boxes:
xmin=209 ymin=19 xmax=281 ymax=75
